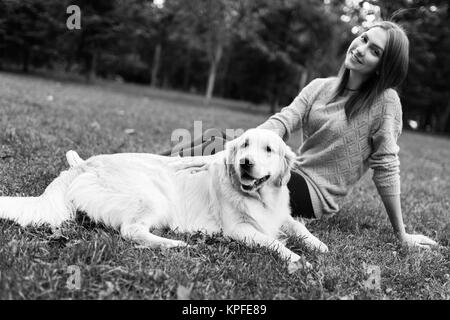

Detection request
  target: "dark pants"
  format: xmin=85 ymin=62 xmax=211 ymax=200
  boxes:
xmin=287 ymin=171 xmax=315 ymax=219
xmin=159 ymin=132 xmax=316 ymax=219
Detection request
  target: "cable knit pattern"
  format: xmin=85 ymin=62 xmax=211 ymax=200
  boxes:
xmin=257 ymin=77 xmax=402 ymax=218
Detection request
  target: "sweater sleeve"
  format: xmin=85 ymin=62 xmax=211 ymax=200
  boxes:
xmin=257 ymin=78 xmax=319 ymax=141
xmin=368 ymin=90 xmax=403 ymax=196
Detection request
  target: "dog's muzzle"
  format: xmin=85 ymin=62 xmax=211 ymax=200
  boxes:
xmin=240 ymin=171 xmax=271 ymax=192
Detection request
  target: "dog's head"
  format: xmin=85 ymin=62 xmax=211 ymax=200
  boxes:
xmin=224 ymin=128 xmax=296 ymax=194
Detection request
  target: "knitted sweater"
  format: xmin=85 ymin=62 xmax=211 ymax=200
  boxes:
xmin=257 ymin=77 xmax=403 ymax=218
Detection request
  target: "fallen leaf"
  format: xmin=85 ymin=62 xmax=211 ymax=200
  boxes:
xmin=287 ymin=256 xmax=312 ymax=274
xmin=66 ymin=240 xmax=83 ymax=248
xmin=47 ymin=228 xmax=69 ymax=248
xmin=90 ymin=121 xmax=101 ymax=130
xmin=148 ymin=269 xmax=169 ymax=283
xmin=177 ymin=283 xmax=194 ymax=300
xmin=5 ymin=127 xmax=16 ymax=139
xmin=124 ymin=128 xmax=136 ymax=135
xmin=33 ymin=258 xmax=52 ymax=266
xmin=8 ymin=240 xmax=19 ymax=255
xmin=98 ymin=281 xmax=115 ymax=299
xmin=48 ymin=228 xmax=69 ymax=241
xmin=0 ymin=146 xmax=13 ymax=159
xmin=362 ymin=263 xmax=381 ymax=291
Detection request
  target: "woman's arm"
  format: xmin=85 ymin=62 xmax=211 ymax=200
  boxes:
xmin=381 ymin=194 xmax=438 ymax=248
xmin=370 ymin=92 xmax=438 ymax=248
xmin=257 ymin=78 xmax=321 ymax=141
xmin=381 ymin=194 xmax=406 ymax=238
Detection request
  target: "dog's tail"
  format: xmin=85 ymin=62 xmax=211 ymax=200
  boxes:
xmin=66 ymin=150 xmax=85 ymax=167
xmin=0 ymin=167 xmax=82 ymax=227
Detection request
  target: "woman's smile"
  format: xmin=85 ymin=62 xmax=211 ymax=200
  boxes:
xmin=350 ymin=51 xmax=363 ymax=65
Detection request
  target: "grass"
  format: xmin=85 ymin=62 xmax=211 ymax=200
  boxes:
xmin=0 ymin=71 xmax=449 ymax=300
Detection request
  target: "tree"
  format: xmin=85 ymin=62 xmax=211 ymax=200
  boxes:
xmin=0 ymin=0 xmax=64 ymax=72
xmin=65 ymin=0 xmax=126 ymax=81
xmin=376 ymin=0 xmax=450 ymax=132
xmin=121 ymin=0 xmax=178 ymax=87
xmin=240 ymin=0 xmax=345 ymax=112
xmin=169 ymin=0 xmax=248 ymax=105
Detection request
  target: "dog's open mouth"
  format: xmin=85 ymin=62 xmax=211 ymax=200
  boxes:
xmin=240 ymin=172 xmax=270 ymax=192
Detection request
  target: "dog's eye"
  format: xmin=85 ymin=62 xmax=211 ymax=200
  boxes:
xmin=242 ymin=140 xmax=249 ymax=148
xmin=266 ymin=146 xmax=272 ymax=153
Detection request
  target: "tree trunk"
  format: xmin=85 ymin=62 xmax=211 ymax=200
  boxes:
xmin=65 ymin=56 xmax=73 ymax=73
xmin=150 ymin=43 xmax=162 ymax=87
xmin=205 ymin=44 xmax=223 ymax=106
xmin=218 ymin=49 xmax=231 ymax=97
xmin=438 ymin=98 xmax=450 ymax=133
xmin=298 ymin=67 xmax=308 ymax=92
xmin=85 ymin=51 xmax=97 ymax=82
xmin=270 ymin=79 xmax=279 ymax=114
xmin=22 ymin=48 xmax=30 ymax=72
xmin=270 ymin=95 xmax=279 ymax=115
xmin=183 ymin=48 xmax=192 ymax=90
xmin=162 ymin=74 xmax=169 ymax=89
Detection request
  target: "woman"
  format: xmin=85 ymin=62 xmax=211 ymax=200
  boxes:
xmin=163 ymin=21 xmax=438 ymax=249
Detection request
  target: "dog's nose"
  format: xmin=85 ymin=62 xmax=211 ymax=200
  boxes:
xmin=240 ymin=157 xmax=254 ymax=169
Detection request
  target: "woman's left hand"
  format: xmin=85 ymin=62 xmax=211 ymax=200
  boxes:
xmin=167 ymin=152 xmax=222 ymax=174
xmin=400 ymin=233 xmax=438 ymax=249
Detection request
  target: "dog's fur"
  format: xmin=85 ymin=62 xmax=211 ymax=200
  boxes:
xmin=0 ymin=129 xmax=327 ymax=262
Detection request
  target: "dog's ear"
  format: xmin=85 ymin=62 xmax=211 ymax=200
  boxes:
xmin=224 ymin=138 xmax=238 ymax=176
xmin=275 ymin=145 xmax=297 ymax=187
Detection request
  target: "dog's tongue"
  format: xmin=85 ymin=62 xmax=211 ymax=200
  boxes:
xmin=256 ymin=175 xmax=270 ymax=185
xmin=241 ymin=175 xmax=270 ymax=191
xmin=241 ymin=184 xmax=254 ymax=191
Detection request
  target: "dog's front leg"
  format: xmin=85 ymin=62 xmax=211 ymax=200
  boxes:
xmin=283 ymin=217 xmax=329 ymax=253
xmin=228 ymin=223 xmax=303 ymax=263
xmin=121 ymin=223 xmax=188 ymax=249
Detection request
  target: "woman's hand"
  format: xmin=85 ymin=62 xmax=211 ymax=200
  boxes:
xmin=399 ymin=233 xmax=438 ymax=249
xmin=380 ymin=195 xmax=439 ymax=249
xmin=167 ymin=152 xmax=223 ymax=174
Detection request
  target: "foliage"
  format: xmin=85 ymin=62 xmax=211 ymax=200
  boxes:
xmin=0 ymin=0 xmax=448 ymax=132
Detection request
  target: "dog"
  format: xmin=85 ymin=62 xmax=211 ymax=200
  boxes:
xmin=0 ymin=128 xmax=327 ymax=263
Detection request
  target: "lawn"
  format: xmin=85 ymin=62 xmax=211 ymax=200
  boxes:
xmin=0 ymin=72 xmax=449 ymax=300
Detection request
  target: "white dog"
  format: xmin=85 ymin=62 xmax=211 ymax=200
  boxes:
xmin=0 ymin=129 xmax=327 ymax=263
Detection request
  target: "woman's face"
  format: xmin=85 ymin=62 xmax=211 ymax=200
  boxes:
xmin=344 ymin=27 xmax=387 ymax=76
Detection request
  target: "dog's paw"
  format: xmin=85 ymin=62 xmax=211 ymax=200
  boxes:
xmin=287 ymin=256 xmax=312 ymax=273
xmin=303 ymin=237 xmax=329 ymax=253
xmin=163 ymin=239 xmax=190 ymax=248
xmin=289 ymin=252 xmax=301 ymax=263
xmin=315 ymin=241 xmax=329 ymax=253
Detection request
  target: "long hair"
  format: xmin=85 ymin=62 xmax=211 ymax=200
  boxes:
xmin=331 ymin=21 xmax=409 ymax=121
